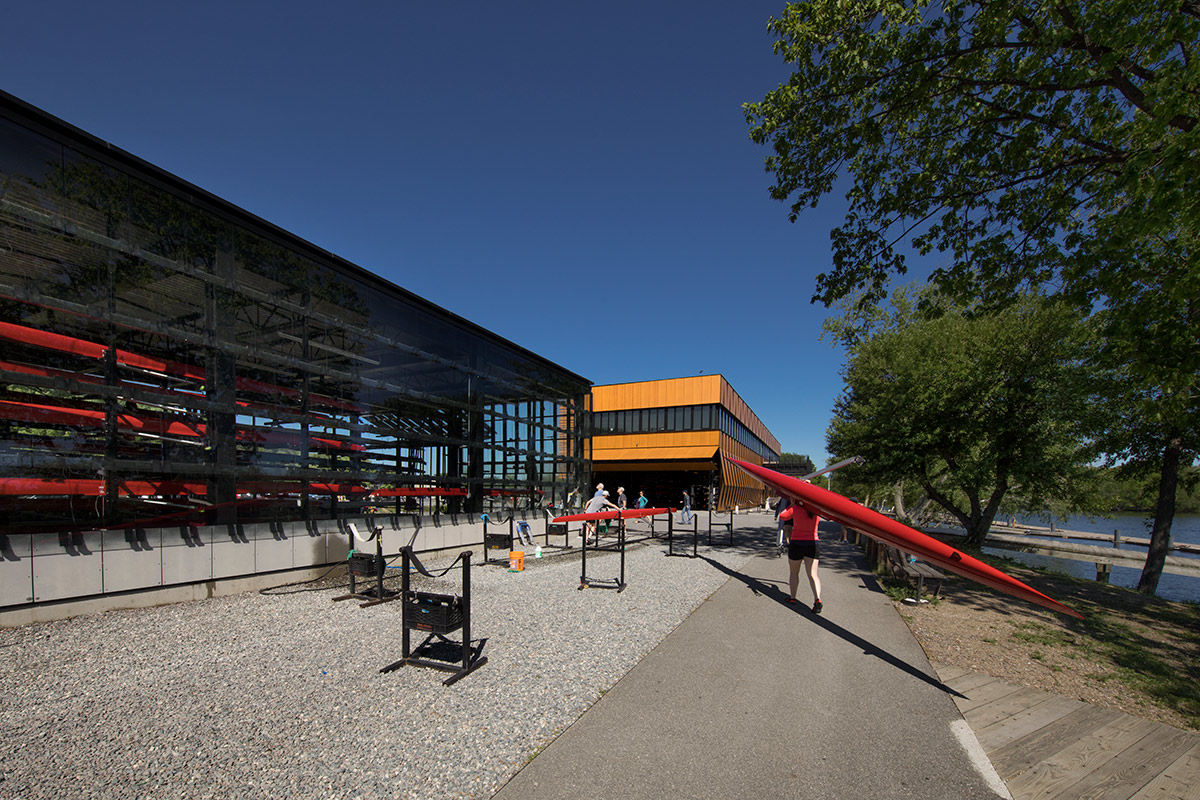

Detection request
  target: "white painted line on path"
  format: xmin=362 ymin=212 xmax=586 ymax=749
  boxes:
xmin=950 ymin=719 xmax=1013 ymax=799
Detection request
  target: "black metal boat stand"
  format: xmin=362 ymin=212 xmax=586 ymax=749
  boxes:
xmin=333 ymin=523 xmax=397 ymax=606
xmin=579 ymin=513 xmax=627 ymax=592
xmin=481 ymin=513 xmax=515 ymax=565
xmin=380 ymin=547 xmax=487 ymax=686
xmin=666 ymin=512 xmax=699 ymax=558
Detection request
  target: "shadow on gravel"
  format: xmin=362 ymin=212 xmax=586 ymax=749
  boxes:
xmin=699 ymin=553 xmax=966 ymax=700
xmin=392 ymin=634 xmax=489 ymax=666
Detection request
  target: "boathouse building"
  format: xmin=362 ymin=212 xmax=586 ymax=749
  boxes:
xmin=0 ymin=91 xmax=590 ymax=617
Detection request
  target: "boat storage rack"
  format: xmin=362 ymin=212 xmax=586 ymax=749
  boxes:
xmin=380 ymin=547 xmax=487 ymax=686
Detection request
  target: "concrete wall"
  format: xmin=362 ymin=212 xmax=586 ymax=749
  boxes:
xmin=0 ymin=512 xmax=544 ymax=628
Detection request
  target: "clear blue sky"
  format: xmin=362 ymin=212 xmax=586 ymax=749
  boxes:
xmin=1 ymin=0 xmax=855 ymax=465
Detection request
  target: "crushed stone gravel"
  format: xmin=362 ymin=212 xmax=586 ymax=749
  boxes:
xmin=0 ymin=528 xmax=767 ymax=799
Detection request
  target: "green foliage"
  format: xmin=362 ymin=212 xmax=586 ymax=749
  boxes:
xmin=776 ymin=452 xmax=816 ymax=474
xmin=747 ymin=0 xmax=1199 ymax=589
xmin=825 ymin=291 xmax=1100 ymax=543
xmin=819 ymin=463 xmax=886 ymax=507
xmin=745 ymin=0 xmax=1200 ymax=310
xmin=878 ymin=574 xmax=940 ymax=605
xmin=1088 ymin=466 xmax=1200 ymax=514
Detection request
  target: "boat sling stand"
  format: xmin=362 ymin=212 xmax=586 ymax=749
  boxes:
xmin=579 ymin=515 xmax=627 ymax=592
xmin=333 ymin=523 xmax=397 ymax=606
xmin=380 ymin=547 xmax=487 ymax=686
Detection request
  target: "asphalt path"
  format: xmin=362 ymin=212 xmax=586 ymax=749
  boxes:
xmin=493 ymin=522 xmax=1007 ymax=799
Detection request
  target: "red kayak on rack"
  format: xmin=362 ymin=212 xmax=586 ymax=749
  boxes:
xmin=0 ymin=320 xmax=360 ymax=413
xmin=725 ymin=457 xmax=1082 ymax=618
xmin=0 ymin=399 xmax=365 ymax=451
xmin=552 ymin=507 xmax=671 ymax=523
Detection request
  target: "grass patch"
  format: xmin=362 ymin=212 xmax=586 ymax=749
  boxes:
xmin=878 ymin=574 xmax=941 ymax=606
xmin=1010 ymin=621 xmax=1086 ymax=651
xmin=1078 ymin=613 xmax=1200 ymax=725
xmin=864 ymin=534 xmax=1200 ymax=728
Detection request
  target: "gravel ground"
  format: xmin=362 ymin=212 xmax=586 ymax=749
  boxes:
xmin=0 ymin=523 xmax=769 ymax=800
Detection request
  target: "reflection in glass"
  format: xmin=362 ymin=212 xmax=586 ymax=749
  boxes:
xmin=0 ymin=99 xmax=590 ymax=535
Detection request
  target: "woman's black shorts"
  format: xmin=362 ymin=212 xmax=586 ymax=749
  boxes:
xmin=788 ymin=540 xmax=820 ymax=561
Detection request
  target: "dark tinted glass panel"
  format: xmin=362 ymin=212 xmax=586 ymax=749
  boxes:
xmin=59 ymin=149 xmax=127 ymax=239
xmin=126 ymin=174 xmax=191 ymax=266
xmin=0 ymin=116 xmax=61 ymax=194
xmin=0 ymin=103 xmax=590 ymax=532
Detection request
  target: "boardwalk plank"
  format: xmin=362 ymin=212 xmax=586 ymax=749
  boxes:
xmin=945 ymin=670 xmax=1006 ymax=697
xmin=931 ymin=661 xmax=971 ymax=683
xmin=988 ymin=705 xmax=1118 ymax=777
xmin=1006 ymin=715 xmax=1161 ymax=799
xmin=974 ymin=695 xmax=1099 ymax=758
xmin=1129 ymin=741 xmax=1200 ymax=800
xmin=965 ymin=687 xmax=1054 ymax=729
xmin=1046 ymin=723 xmax=1197 ymax=800
xmin=940 ymin=669 xmax=1200 ymax=800
xmin=955 ymin=678 xmax=1029 ymax=714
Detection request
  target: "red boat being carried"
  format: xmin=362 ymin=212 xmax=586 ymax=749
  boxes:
xmin=725 ymin=457 xmax=1082 ymax=618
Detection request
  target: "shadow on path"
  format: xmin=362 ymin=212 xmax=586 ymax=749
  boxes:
xmin=699 ymin=553 xmax=966 ymax=699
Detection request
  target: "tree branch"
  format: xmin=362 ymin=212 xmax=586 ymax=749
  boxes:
xmin=1054 ymin=3 xmax=1197 ymax=132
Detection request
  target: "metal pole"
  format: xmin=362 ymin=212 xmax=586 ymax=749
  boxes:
xmin=401 ymin=548 xmax=411 ymax=660
xmin=461 ymin=551 xmax=472 ymax=672
xmin=579 ymin=523 xmax=588 ymax=588
xmin=801 ymin=456 xmax=865 ymax=482
xmin=374 ymin=528 xmax=385 ymax=599
xmin=618 ymin=517 xmax=626 ymax=588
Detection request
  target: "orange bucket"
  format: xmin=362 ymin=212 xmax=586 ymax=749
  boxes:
xmin=508 ymin=551 xmax=525 ymax=571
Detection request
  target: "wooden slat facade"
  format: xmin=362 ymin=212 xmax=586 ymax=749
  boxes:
xmin=592 ymin=375 xmax=723 ymax=412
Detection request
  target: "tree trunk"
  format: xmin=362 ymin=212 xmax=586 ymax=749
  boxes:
xmin=909 ymin=493 xmax=938 ymax=524
xmin=922 ymin=481 xmax=973 ymax=541
xmin=1137 ymin=436 xmax=1182 ymax=594
xmin=893 ymin=481 xmax=907 ymax=520
xmin=962 ymin=492 xmax=992 ymax=547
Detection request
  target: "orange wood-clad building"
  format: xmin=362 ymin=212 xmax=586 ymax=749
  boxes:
xmin=589 ymin=375 xmax=781 ymax=511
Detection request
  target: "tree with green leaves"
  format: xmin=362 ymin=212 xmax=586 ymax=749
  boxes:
xmin=1090 ymin=284 xmax=1199 ymax=590
xmin=745 ymin=0 xmax=1199 ymax=591
xmin=776 ymin=452 xmax=817 ymax=475
xmin=826 ymin=291 xmax=1100 ymax=544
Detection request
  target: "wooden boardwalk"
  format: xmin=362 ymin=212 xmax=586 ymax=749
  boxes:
xmin=933 ymin=662 xmax=1200 ymax=800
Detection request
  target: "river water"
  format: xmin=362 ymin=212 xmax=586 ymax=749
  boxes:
xmin=992 ymin=513 xmax=1200 ymax=605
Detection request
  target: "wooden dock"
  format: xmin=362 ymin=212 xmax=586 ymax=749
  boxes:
xmin=989 ymin=523 xmax=1200 ymax=555
xmin=919 ymin=525 xmax=1200 ymax=579
xmin=984 ymin=532 xmax=1200 ymax=577
xmin=934 ymin=662 xmax=1200 ymax=800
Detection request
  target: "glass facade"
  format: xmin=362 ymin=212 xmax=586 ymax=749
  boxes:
xmin=0 ymin=96 xmax=591 ymax=542
xmin=593 ymin=403 xmax=776 ymax=461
